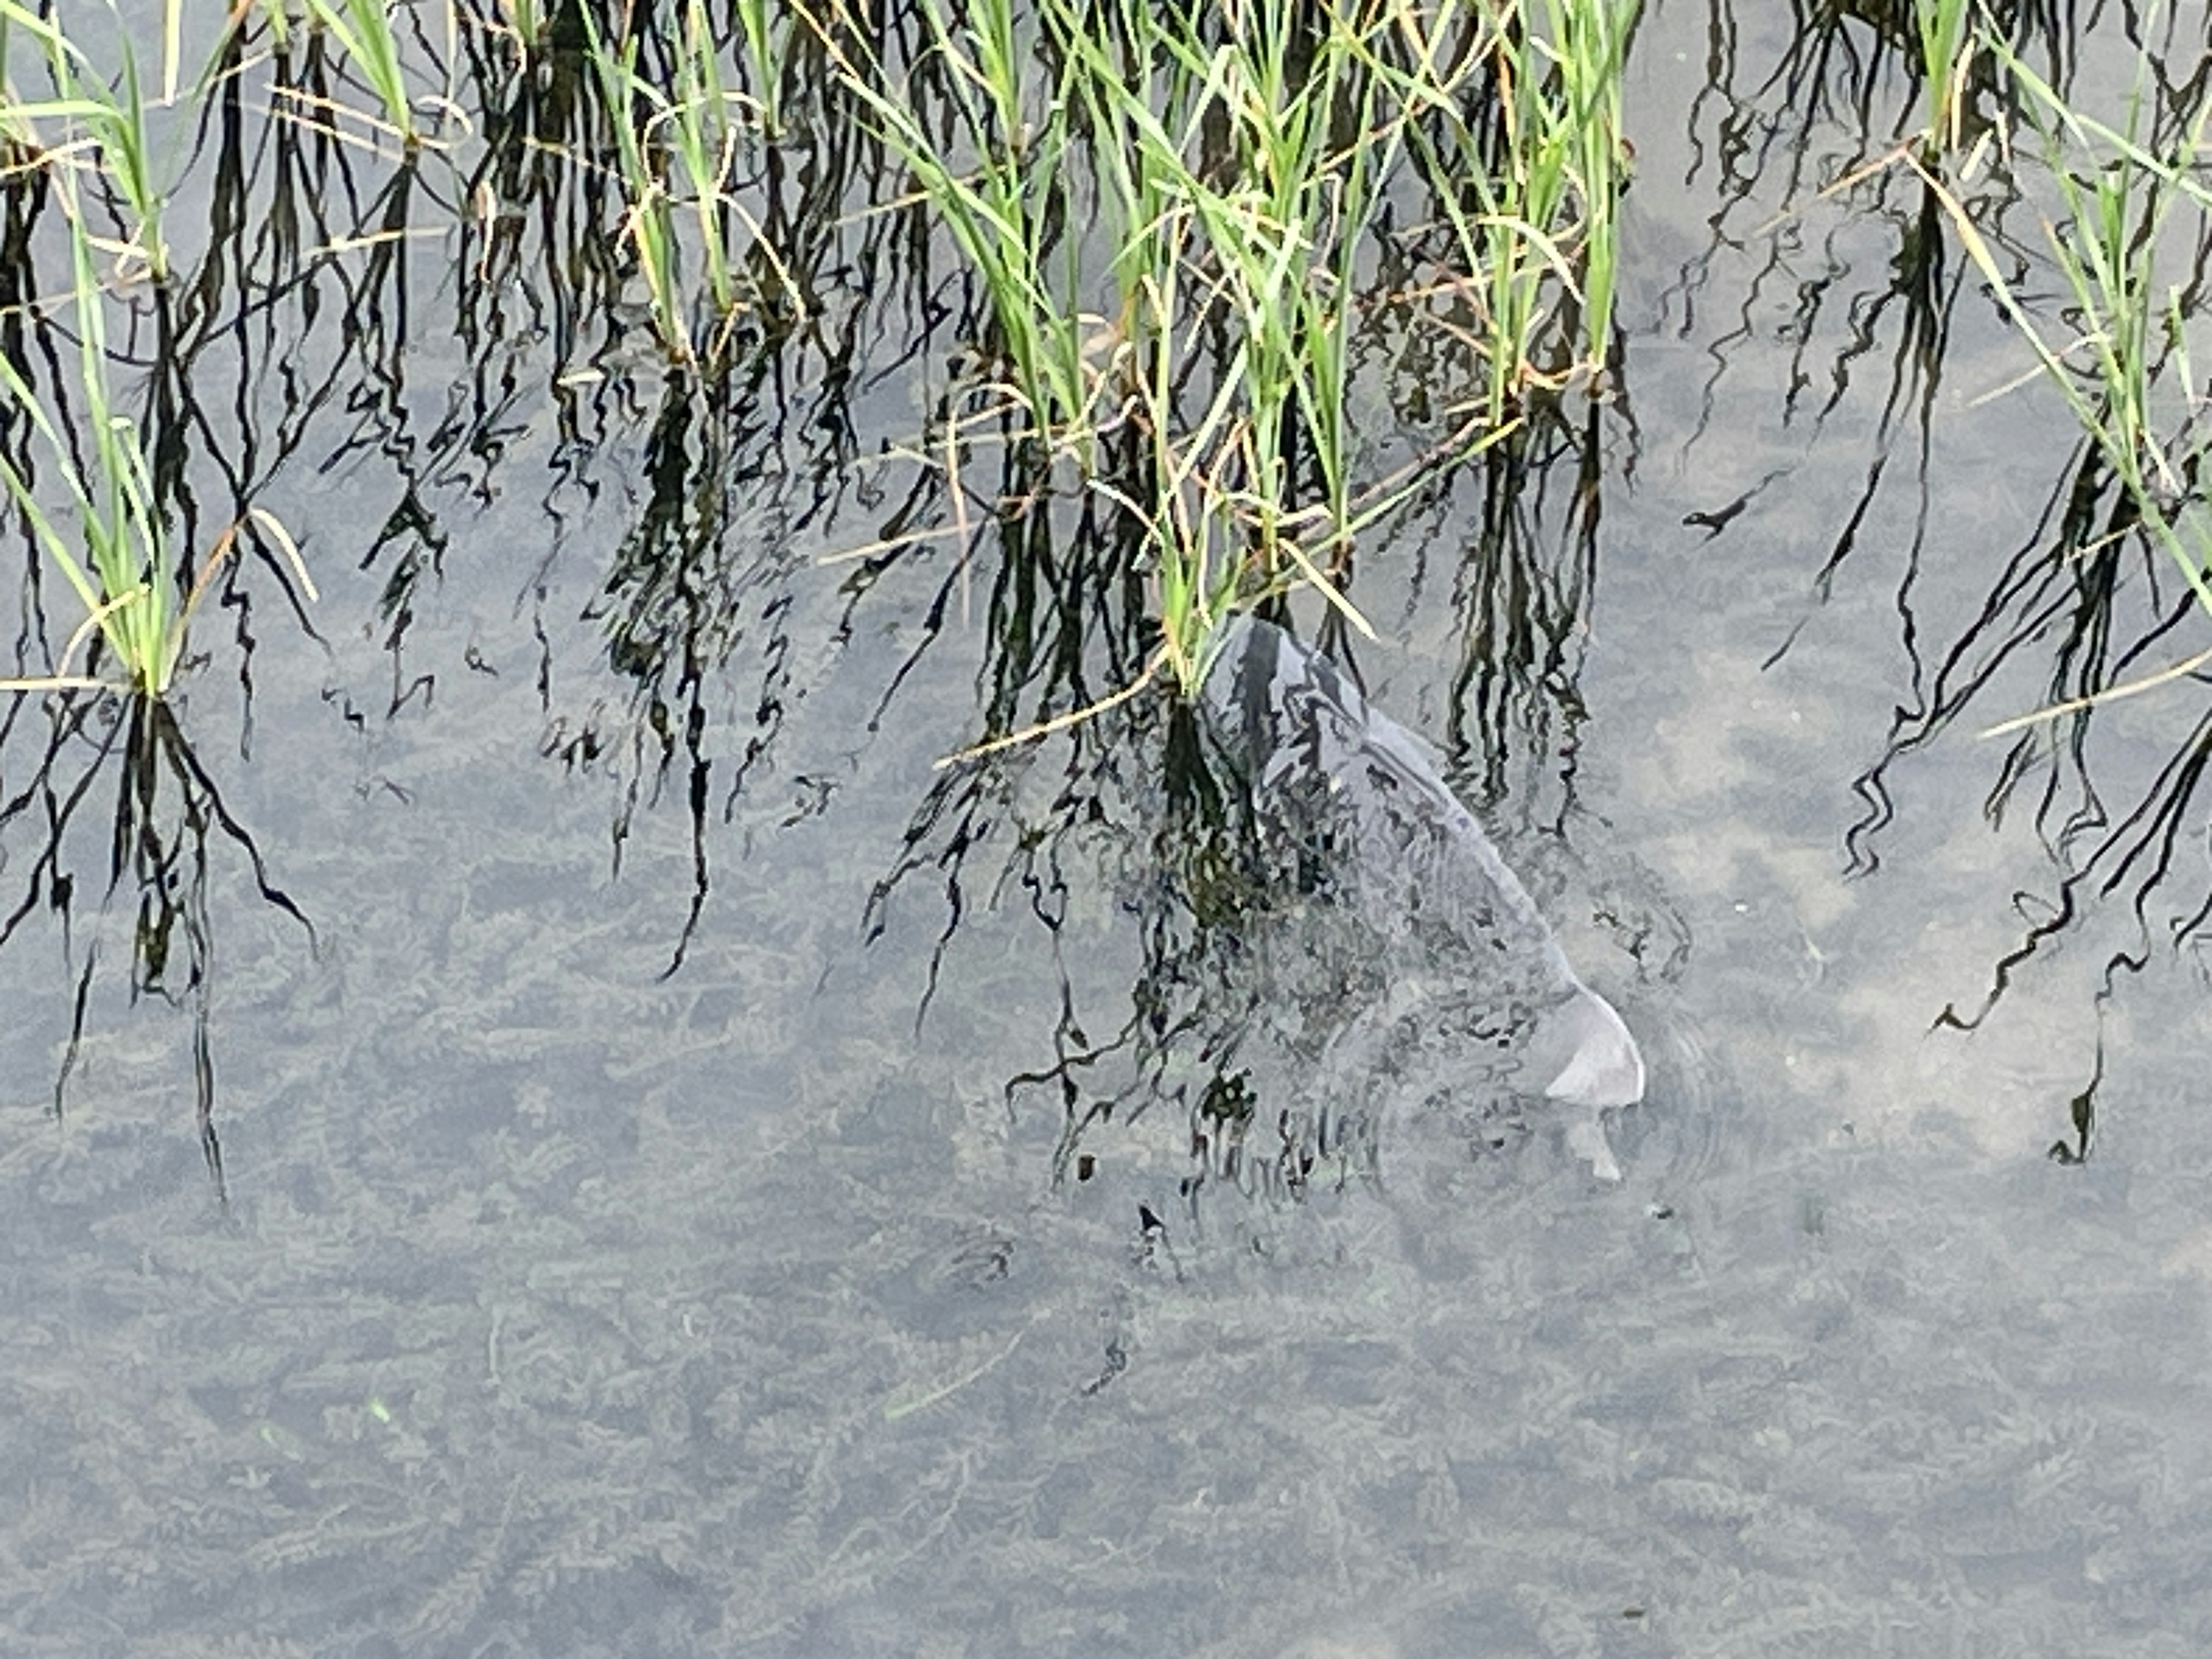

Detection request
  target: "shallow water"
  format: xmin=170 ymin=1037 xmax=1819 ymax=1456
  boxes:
xmin=6 ymin=3 xmax=2212 ymax=1656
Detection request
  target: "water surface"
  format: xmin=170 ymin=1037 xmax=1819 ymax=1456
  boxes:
xmin=5 ymin=4 xmax=2212 ymax=1655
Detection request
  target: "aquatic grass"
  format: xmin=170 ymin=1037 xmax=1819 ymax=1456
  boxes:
xmin=1914 ymin=0 xmax=1977 ymax=154
xmin=1047 ymin=0 xmax=1416 ymax=685
xmin=0 ymin=177 xmax=185 ymax=692
xmin=582 ymin=12 xmax=687 ymax=362
xmin=1541 ymin=0 xmax=1637 ymax=376
xmin=665 ymin=0 xmax=745 ymax=324
xmin=0 ymin=0 xmax=172 ymax=281
xmin=816 ymin=0 xmax=1571 ymax=702
xmin=803 ymin=0 xmax=1097 ymax=449
xmin=300 ymin=0 xmax=421 ymax=148
xmin=2001 ymin=55 xmax=2212 ymax=596
xmin=579 ymin=3 xmax=796 ymax=364
xmin=1040 ymin=0 xmax=1276 ymax=684
xmin=1476 ymin=14 xmax=1581 ymax=422
xmin=1915 ymin=31 xmax=2212 ymax=721
xmin=0 ymin=175 xmax=312 ymax=696
xmin=1128 ymin=18 xmax=1332 ymax=675
xmin=733 ymin=0 xmax=779 ymax=135
xmin=1401 ymin=0 xmax=1638 ymax=424
xmin=0 ymin=0 xmax=1642 ymax=721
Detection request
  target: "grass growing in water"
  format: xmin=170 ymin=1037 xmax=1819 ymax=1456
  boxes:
xmin=1916 ymin=30 xmax=2212 ymax=724
xmin=1914 ymin=0 xmax=1977 ymax=154
xmin=0 ymin=179 xmax=311 ymax=696
xmin=12 ymin=0 xmax=1643 ymax=714
xmin=1 ymin=1 xmax=1638 ymax=720
xmin=1408 ymin=0 xmax=1639 ymax=426
xmin=584 ymin=5 xmax=791 ymax=366
xmin=1049 ymin=0 xmax=1404 ymax=684
xmin=808 ymin=0 xmax=1096 ymax=449
xmin=585 ymin=12 xmax=689 ymax=362
xmin=814 ymin=1 xmax=1631 ymax=701
xmin=1 ymin=0 xmax=172 ymax=281
xmin=0 ymin=179 xmax=188 ymax=692
xmin=300 ymin=0 xmax=423 ymax=148
xmin=1536 ymin=0 xmax=1637 ymax=382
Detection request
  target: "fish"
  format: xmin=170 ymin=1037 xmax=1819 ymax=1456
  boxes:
xmin=1198 ymin=613 xmax=1645 ymax=1179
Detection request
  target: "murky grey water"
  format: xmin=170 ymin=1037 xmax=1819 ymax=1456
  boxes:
xmin=6 ymin=4 xmax=2212 ymax=1656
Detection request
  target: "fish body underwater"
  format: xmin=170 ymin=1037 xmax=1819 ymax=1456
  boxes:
xmin=1198 ymin=615 xmax=1645 ymax=1180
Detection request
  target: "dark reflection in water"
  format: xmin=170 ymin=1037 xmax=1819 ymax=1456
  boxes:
xmin=0 ymin=692 xmax=310 ymax=1188
xmin=1847 ymin=435 xmax=2212 ymax=1160
xmin=1661 ymin=0 xmax=2212 ymax=1153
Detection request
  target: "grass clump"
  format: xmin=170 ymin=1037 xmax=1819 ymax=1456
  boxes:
xmin=1051 ymin=0 xmax=1404 ymax=685
xmin=1409 ymin=0 xmax=1639 ymax=427
xmin=584 ymin=3 xmax=790 ymax=367
xmin=0 ymin=180 xmax=311 ymax=698
xmin=1914 ymin=28 xmax=2212 ymax=725
xmin=1914 ymin=0 xmax=1978 ymax=154
xmin=809 ymin=0 xmax=1096 ymax=449
xmin=0 ymin=0 xmax=172 ymax=281
xmin=4 ymin=0 xmax=1642 ymax=720
xmin=300 ymin=0 xmax=424 ymax=149
xmin=0 ymin=179 xmax=184 ymax=694
xmin=812 ymin=1 xmax=1636 ymax=702
xmin=584 ymin=12 xmax=688 ymax=362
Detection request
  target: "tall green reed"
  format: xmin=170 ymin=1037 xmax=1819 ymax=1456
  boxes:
xmin=1978 ymin=50 xmax=2208 ymax=596
xmin=808 ymin=0 xmax=1095 ymax=449
xmin=584 ymin=4 xmax=789 ymax=365
xmin=584 ymin=13 xmax=688 ymax=361
xmin=1541 ymin=0 xmax=1635 ymax=376
xmin=815 ymin=0 xmax=1611 ymax=706
xmin=1404 ymin=0 xmax=1638 ymax=426
xmin=1048 ymin=0 xmax=1414 ymax=687
xmin=667 ymin=0 xmax=743 ymax=323
xmin=0 ymin=171 xmax=312 ymax=696
xmin=1913 ymin=0 xmax=1976 ymax=154
xmin=733 ymin=0 xmax=779 ymax=135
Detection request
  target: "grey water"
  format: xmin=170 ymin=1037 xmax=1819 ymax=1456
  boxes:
xmin=5 ymin=5 xmax=2212 ymax=1658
